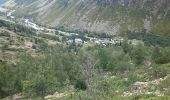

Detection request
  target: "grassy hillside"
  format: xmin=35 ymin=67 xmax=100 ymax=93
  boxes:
xmin=0 ymin=19 xmax=170 ymax=100
xmin=9 ymin=0 xmax=170 ymax=36
xmin=1 ymin=1 xmax=170 ymax=99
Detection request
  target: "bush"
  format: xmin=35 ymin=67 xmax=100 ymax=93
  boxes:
xmin=158 ymin=76 xmax=170 ymax=95
xmin=151 ymin=68 xmax=167 ymax=79
xmin=129 ymin=44 xmax=148 ymax=65
xmin=0 ymin=64 xmax=19 ymax=98
xmin=74 ymin=79 xmax=87 ymax=90
xmin=128 ymin=32 xmax=170 ymax=47
xmin=0 ymin=32 xmax=10 ymax=37
xmin=152 ymin=47 xmax=170 ymax=64
xmin=97 ymin=47 xmax=133 ymax=72
xmin=15 ymin=46 xmax=85 ymax=98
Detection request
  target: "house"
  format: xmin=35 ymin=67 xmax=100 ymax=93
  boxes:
xmin=128 ymin=39 xmax=144 ymax=46
xmin=46 ymin=28 xmax=56 ymax=33
xmin=0 ymin=7 xmax=8 ymax=14
xmin=7 ymin=10 xmax=15 ymax=16
xmin=66 ymin=40 xmax=74 ymax=44
xmin=75 ymin=38 xmax=83 ymax=45
xmin=58 ymin=30 xmax=71 ymax=36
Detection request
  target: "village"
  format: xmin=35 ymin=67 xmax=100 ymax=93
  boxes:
xmin=23 ymin=18 xmax=124 ymax=46
xmin=0 ymin=6 xmax=124 ymax=46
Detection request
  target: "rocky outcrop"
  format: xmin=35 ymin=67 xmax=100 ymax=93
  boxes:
xmin=123 ymin=76 xmax=168 ymax=96
xmin=45 ymin=91 xmax=74 ymax=100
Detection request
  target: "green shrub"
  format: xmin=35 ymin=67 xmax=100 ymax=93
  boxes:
xmin=152 ymin=47 xmax=170 ymax=64
xmin=128 ymin=33 xmax=170 ymax=47
xmin=97 ymin=47 xmax=134 ymax=72
xmin=0 ymin=32 xmax=10 ymax=37
xmin=0 ymin=63 xmax=19 ymax=98
xmin=157 ymin=76 xmax=170 ymax=95
xmin=130 ymin=44 xmax=148 ymax=65
xmin=74 ymin=79 xmax=87 ymax=90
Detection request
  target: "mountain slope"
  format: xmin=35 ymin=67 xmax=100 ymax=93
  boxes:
xmin=6 ymin=0 xmax=170 ymax=35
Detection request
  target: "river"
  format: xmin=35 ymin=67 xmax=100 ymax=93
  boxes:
xmin=2 ymin=7 xmax=121 ymax=45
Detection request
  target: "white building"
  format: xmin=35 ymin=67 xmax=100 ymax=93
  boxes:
xmin=7 ymin=10 xmax=15 ymax=17
xmin=75 ymin=38 xmax=83 ymax=45
xmin=0 ymin=7 xmax=8 ymax=13
xmin=58 ymin=30 xmax=71 ymax=36
xmin=66 ymin=40 xmax=74 ymax=44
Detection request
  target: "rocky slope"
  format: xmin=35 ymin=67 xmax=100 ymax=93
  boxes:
xmin=4 ymin=0 xmax=170 ymax=35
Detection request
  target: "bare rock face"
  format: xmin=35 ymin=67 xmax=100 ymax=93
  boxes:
xmin=6 ymin=0 xmax=170 ymax=35
xmin=143 ymin=18 xmax=152 ymax=33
